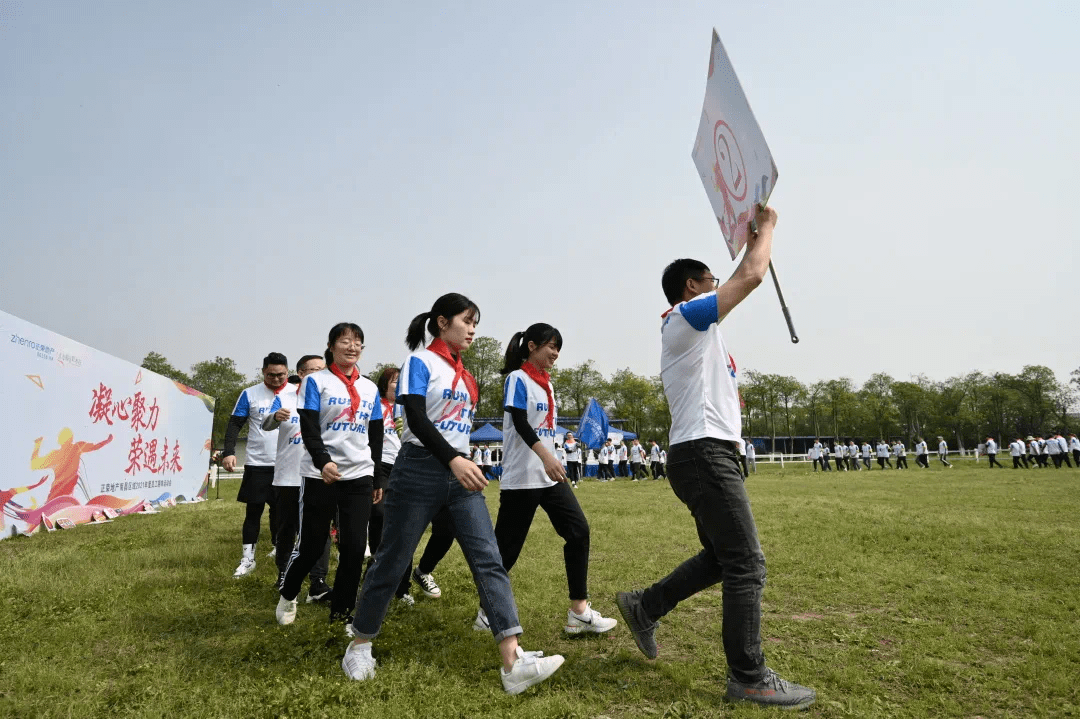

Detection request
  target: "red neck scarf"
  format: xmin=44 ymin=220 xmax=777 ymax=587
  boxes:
xmin=266 ymin=379 xmax=290 ymax=395
xmin=427 ymin=338 xmax=478 ymax=409
xmin=328 ymin=363 xmax=360 ymax=422
xmin=520 ymin=360 xmax=555 ymax=429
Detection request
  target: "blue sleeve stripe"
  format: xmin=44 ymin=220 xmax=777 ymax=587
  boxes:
xmin=303 ymin=376 xmax=321 ymax=411
xmin=233 ymin=390 xmax=250 ymax=417
xmin=511 ymin=376 xmax=528 ymax=409
xmin=403 ymin=356 xmax=429 ymax=397
xmin=269 ymin=397 xmax=281 ymax=413
xmin=680 ymin=293 xmax=719 ymax=331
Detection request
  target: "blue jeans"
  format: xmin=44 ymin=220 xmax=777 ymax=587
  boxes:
xmin=640 ymin=437 xmax=767 ymax=684
xmin=351 ymin=443 xmax=523 ymax=642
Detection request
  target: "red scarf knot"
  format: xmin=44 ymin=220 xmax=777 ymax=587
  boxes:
xmin=427 ymin=338 xmax=478 ymax=411
xmin=520 ymin=361 xmax=555 ymax=430
xmin=328 ymin=363 xmax=361 ymax=422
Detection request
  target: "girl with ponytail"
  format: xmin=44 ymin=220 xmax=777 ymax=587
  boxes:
xmin=341 ymin=294 xmax=564 ymax=695
xmin=476 ymin=323 xmax=617 ymax=636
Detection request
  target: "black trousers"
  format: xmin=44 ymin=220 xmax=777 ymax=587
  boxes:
xmin=631 ymin=461 xmax=645 ymax=479
xmin=650 ymin=461 xmax=661 ymax=478
xmin=281 ymin=476 xmax=372 ymax=617
xmin=239 ymin=465 xmax=278 ymax=545
xmin=1012 ymin=456 xmax=1024 ymax=469
xmin=366 ymin=462 xmax=410 ymax=597
xmin=834 ymin=457 xmax=844 ymax=471
xmin=915 ymin=454 xmax=929 ymax=468
xmin=619 ymin=460 xmax=628 ymax=477
xmin=987 ymin=453 xmax=1003 ymax=468
xmin=1073 ymin=449 xmax=1080 ymax=466
xmin=1052 ymin=455 xmax=1065 ymax=468
xmin=416 ymin=506 xmax=456 ymax=574
xmin=640 ymin=438 xmax=766 ymax=684
xmin=1062 ymin=452 xmax=1074 ymax=468
xmin=938 ymin=454 xmax=951 ymax=467
xmin=274 ymin=485 xmax=330 ymax=580
xmin=494 ymin=482 xmax=590 ymax=600
xmin=567 ymin=461 xmax=581 ymax=483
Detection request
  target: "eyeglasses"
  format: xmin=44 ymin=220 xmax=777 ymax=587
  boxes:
xmin=265 ymin=372 xmax=288 ymax=379
xmin=696 ymin=276 xmax=721 ymax=289
xmin=336 ymin=340 xmax=365 ymax=349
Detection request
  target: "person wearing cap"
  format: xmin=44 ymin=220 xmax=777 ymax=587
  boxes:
xmin=985 ymin=437 xmax=1003 ymax=468
xmin=563 ymin=432 xmax=582 ymax=488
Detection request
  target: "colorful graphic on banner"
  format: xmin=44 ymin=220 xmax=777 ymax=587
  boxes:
xmin=1 ymin=310 xmax=214 ymax=540
xmin=691 ymin=29 xmax=779 ymax=260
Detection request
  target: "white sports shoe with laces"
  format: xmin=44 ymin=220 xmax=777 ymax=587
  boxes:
xmin=341 ymin=641 xmax=376 ymax=681
xmin=564 ymin=603 xmax=618 ymax=634
xmin=501 ymin=647 xmax=564 ymax=695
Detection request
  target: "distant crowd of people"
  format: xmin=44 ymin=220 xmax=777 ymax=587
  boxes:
xmin=803 ymin=433 xmax=1080 ymax=471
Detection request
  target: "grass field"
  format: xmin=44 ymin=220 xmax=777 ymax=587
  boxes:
xmin=2 ymin=462 xmax=1078 ymax=718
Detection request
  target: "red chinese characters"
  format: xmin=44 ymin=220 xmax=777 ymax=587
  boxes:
xmin=88 ymin=384 xmax=161 ymax=432
xmin=124 ymin=436 xmax=183 ymax=476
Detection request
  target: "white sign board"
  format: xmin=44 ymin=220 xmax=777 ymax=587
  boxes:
xmin=1 ymin=310 xmax=214 ymax=539
xmin=692 ymin=29 xmax=778 ymax=260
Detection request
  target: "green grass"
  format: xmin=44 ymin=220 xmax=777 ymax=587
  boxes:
xmin=2 ymin=462 xmax=1078 ymax=718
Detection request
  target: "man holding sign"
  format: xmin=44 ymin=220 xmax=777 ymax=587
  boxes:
xmin=617 ymin=208 xmax=814 ymax=711
xmin=616 ymin=30 xmax=814 ymax=711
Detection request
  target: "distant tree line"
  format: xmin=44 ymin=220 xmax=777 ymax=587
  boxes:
xmin=741 ymin=366 xmax=1080 ymax=452
xmin=140 ymin=346 xmax=1079 ymax=453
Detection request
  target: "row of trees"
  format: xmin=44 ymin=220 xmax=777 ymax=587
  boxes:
xmin=140 ymin=346 xmax=1080 ymax=453
xmin=742 ymin=366 xmax=1080 ymax=452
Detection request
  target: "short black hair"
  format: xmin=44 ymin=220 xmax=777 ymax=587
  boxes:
xmin=263 ymin=352 xmax=288 ymax=369
xmin=297 ymin=354 xmax=323 ymax=371
xmin=661 ymin=258 xmax=710 ymax=306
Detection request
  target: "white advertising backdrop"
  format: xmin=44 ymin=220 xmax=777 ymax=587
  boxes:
xmin=1 ymin=310 xmax=214 ymax=539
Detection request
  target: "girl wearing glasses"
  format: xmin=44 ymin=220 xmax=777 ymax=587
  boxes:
xmin=275 ymin=323 xmax=383 ymax=629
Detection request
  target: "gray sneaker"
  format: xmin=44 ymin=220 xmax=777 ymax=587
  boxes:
xmin=726 ymin=668 xmax=816 ymax=711
xmin=615 ymin=590 xmax=658 ymax=659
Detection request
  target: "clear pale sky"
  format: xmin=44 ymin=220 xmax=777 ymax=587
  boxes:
xmin=3 ymin=1 xmax=1076 ymax=388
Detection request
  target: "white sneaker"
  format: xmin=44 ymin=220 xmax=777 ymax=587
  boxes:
xmin=397 ymin=594 xmax=416 ymax=607
xmin=565 ymin=603 xmax=618 ymax=634
xmin=233 ymin=558 xmax=256 ymax=578
xmin=276 ymin=596 xmax=297 ymax=625
xmin=341 ymin=641 xmax=376 ymax=681
xmin=473 ymin=607 xmax=489 ymax=632
xmin=267 ymin=547 xmax=277 ymax=558
xmin=501 ymin=647 xmax=565 ymax=695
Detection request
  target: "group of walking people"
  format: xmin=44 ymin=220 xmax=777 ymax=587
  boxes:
xmin=213 ymin=204 xmax=816 ymax=709
xmin=806 ymin=437 xmax=958 ymax=471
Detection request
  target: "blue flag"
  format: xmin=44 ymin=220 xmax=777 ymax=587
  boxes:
xmin=576 ymin=398 xmax=610 ymax=450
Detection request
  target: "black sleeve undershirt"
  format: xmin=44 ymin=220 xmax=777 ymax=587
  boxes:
xmin=506 ymin=406 xmax=541 ymax=447
xmin=368 ymin=418 xmax=384 ymax=489
xmin=401 ymin=394 xmax=464 ymax=468
xmin=298 ymin=409 xmax=331 ymax=471
xmin=222 ymin=414 xmax=246 ymax=458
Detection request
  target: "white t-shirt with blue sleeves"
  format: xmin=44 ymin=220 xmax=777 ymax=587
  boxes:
xmin=380 ymin=399 xmax=402 ymax=465
xmin=269 ymin=387 xmax=304 ymax=487
xmin=398 ymin=347 xmax=475 ymax=455
xmin=297 ymin=369 xmax=382 ymax=481
xmin=231 ymin=383 xmax=281 ymax=466
xmin=661 ymin=291 xmax=742 ymax=448
xmin=500 ymin=369 xmax=558 ymax=490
